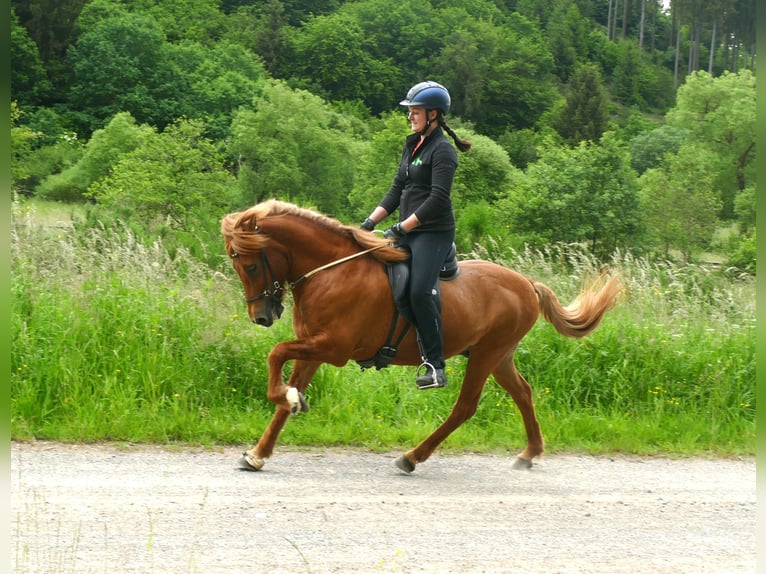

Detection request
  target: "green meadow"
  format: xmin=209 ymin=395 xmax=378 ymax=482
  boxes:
xmin=11 ymin=201 xmax=755 ymax=456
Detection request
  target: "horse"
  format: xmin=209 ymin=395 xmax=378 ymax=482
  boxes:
xmin=221 ymin=199 xmax=624 ymax=473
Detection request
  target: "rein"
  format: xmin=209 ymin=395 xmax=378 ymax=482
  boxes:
xmin=290 ymin=243 xmax=390 ymax=289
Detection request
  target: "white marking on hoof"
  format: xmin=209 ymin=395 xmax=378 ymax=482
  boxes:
xmin=286 ymin=387 xmax=300 ymax=414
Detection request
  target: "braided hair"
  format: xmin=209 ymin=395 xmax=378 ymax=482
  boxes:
xmin=438 ymin=115 xmax=472 ymax=152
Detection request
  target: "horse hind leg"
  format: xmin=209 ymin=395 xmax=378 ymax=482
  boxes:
xmin=239 ymin=360 xmax=320 ymax=471
xmin=396 ymin=354 xmax=494 ymax=474
xmin=491 ymin=354 xmax=544 ymax=469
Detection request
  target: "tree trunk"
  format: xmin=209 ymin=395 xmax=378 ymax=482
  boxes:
xmin=607 ymin=0 xmax=613 ymax=40
xmin=673 ymin=4 xmax=681 ymax=90
xmin=639 ymin=0 xmax=646 ymax=50
xmin=687 ymin=23 xmax=694 ymax=73
xmin=708 ymin=20 xmax=716 ymax=73
xmin=622 ymin=0 xmax=630 ymax=39
xmin=649 ymin=1 xmax=657 ymax=56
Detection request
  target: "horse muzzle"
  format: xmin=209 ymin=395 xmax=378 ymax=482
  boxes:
xmin=250 ymin=298 xmax=284 ymax=327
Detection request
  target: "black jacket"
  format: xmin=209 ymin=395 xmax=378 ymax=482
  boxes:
xmin=379 ymin=126 xmax=458 ymax=233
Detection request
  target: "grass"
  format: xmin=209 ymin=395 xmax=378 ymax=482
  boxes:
xmin=11 ymin=199 xmax=755 ymax=457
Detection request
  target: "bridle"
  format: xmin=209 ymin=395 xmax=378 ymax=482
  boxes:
xmin=231 ymin=249 xmax=285 ymax=319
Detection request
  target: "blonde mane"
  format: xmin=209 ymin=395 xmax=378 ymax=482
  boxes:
xmin=221 ymin=199 xmax=409 ymax=263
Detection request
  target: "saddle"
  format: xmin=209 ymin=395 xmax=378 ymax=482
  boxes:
xmin=357 ymin=243 xmax=460 ymax=371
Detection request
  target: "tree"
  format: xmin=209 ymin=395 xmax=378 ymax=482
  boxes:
xmin=434 ymin=13 xmax=557 ymax=137
xmin=665 ymin=70 xmax=755 ymax=219
xmin=37 ymin=112 xmax=153 ymax=202
xmin=500 ymin=133 xmax=640 ymax=257
xmin=547 ymin=2 xmax=590 ymax=81
xmin=554 ymin=63 xmax=609 ymax=144
xmin=629 ymin=124 xmax=690 ymax=174
xmin=638 ymin=144 xmax=722 ymax=261
xmin=141 ymin=0 xmax=227 ymax=43
xmin=285 ymin=12 xmax=399 ymax=113
xmin=230 ymin=80 xmax=368 ymax=217
xmin=10 ymin=8 xmax=52 ymax=106
xmin=11 ymin=0 xmax=87 ymax=64
xmin=67 ymin=13 xmax=170 ymax=133
xmin=347 ymin=112 xmax=407 ymax=222
xmin=87 ymin=118 xmax=238 ymax=226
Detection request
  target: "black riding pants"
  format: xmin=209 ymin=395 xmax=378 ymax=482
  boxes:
xmin=400 ymin=229 xmax=454 ymax=369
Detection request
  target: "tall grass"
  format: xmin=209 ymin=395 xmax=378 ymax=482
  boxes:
xmin=11 ymin=202 xmax=755 ymax=456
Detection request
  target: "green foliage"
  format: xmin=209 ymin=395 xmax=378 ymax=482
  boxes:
xmin=36 ymin=112 xmax=153 ymax=202
xmin=629 ymin=124 xmax=690 ymax=174
xmin=67 ymin=13 xmax=170 ymax=133
xmin=546 ymin=2 xmax=590 ymax=81
xmin=500 ymin=133 xmax=640 ymax=257
xmin=726 ymin=229 xmax=755 ymax=276
xmin=87 ymin=118 xmax=240 ymax=228
xmin=347 ymin=112 xmax=406 ymax=222
xmin=230 ymin=80 xmax=368 ymax=215
xmin=286 ymin=11 xmax=400 ymax=113
xmin=638 ymin=144 xmax=723 ymax=261
xmin=10 ymin=102 xmax=42 ymax=189
xmin=440 ymin=12 xmax=558 ymax=137
xmin=10 ymin=8 xmax=52 ymax=106
xmin=553 ymin=63 xmax=609 ymax=144
xmin=497 ymin=127 xmax=540 ymax=169
xmin=733 ymin=185 xmax=755 ymax=234
xmin=455 ymin=200 xmax=500 ymax=252
xmin=142 ymin=0 xmax=228 ymax=43
xmin=665 ymin=70 xmax=756 ymax=219
xmin=451 ymin=132 xmax=518 ymax=208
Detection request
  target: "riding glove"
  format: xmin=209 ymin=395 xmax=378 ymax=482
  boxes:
xmin=383 ymin=223 xmax=407 ymax=240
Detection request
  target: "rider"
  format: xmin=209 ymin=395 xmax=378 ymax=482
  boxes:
xmin=361 ymin=81 xmax=471 ymax=389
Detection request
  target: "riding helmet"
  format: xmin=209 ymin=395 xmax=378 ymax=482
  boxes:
xmin=399 ymin=81 xmax=451 ymax=115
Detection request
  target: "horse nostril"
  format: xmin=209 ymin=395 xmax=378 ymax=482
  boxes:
xmin=255 ymin=316 xmax=272 ymax=327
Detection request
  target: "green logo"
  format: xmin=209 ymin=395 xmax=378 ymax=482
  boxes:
xmin=412 ymin=158 xmax=423 ymax=166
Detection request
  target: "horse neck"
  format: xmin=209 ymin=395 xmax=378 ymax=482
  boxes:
xmin=263 ymin=216 xmax=355 ymax=281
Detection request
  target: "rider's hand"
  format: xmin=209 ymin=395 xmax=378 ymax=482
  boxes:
xmin=383 ymin=223 xmax=407 ymax=240
xmin=360 ymin=218 xmax=376 ymax=231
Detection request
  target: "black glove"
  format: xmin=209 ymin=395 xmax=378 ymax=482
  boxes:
xmin=360 ymin=217 xmax=376 ymax=231
xmin=383 ymin=222 xmax=407 ymax=240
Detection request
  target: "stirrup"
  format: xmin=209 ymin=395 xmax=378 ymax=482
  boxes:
xmin=415 ymin=361 xmax=447 ymax=390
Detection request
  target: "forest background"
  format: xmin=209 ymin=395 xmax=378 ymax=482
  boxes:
xmin=10 ymin=0 xmax=756 ymax=456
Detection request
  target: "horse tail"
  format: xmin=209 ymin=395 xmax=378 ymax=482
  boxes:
xmin=532 ymin=274 xmax=624 ymax=338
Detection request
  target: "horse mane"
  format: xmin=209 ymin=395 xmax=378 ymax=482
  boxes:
xmin=221 ymin=199 xmax=409 ymax=263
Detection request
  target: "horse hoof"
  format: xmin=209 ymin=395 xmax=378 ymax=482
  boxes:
xmin=395 ymin=455 xmax=415 ymax=474
xmin=286 ymin=387 xmax=309 ymax=414
xmin=238 ymin=452 xmax=265 ymax=471
xmin=512 ymin=456 xmax=533 ymax=470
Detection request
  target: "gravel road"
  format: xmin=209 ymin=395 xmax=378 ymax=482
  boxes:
xmin=11 ymin=441 xmax=755 ymax=574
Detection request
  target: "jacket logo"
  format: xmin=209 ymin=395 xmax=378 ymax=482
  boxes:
xmin=411 ymin=158 xmax=423 ymax=166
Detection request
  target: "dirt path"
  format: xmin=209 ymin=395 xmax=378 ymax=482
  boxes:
xmin=11 ymin=441 xmax=755 ymax=574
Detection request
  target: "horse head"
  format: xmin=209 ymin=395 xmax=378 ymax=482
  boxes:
xmin=221 ymin=208 xmax=287 ymax=327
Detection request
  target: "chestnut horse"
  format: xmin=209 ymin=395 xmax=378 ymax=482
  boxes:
xmin=221 ymin=199 xmax=623 ymax=473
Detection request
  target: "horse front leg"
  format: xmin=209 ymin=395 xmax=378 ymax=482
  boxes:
xmin=239 ymin=358 xmax=320 ymax=471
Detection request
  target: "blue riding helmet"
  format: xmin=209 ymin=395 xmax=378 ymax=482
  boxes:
xmin=399 ymin=81 xmax=451 ymax=115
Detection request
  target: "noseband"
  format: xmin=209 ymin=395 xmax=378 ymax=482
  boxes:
xmin=233 ymin=249 xmax=285 ymax=319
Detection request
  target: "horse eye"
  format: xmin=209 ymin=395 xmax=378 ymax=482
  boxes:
xmin=244 ymin=263 xmax=258 ymax=275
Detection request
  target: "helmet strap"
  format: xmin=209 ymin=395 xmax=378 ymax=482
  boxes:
xmin=420 ymin=110 xmax=439 ymax=136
